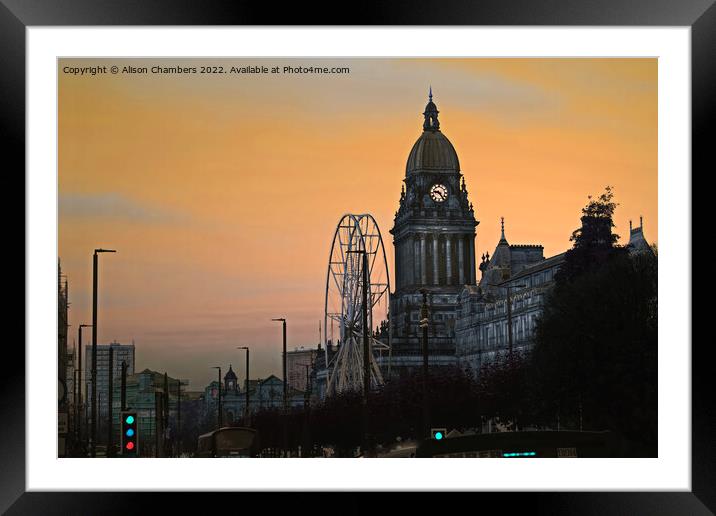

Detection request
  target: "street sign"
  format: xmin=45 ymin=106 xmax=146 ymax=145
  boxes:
xmin=557 ymin=447 xmax=578 ymax=458
xmin=58 ymin=412 xmax=68 ymax=434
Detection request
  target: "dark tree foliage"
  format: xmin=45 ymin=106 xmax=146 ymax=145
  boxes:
xmin=176 ymin=399 xmax=208 ymax=454
xmin=244 ymin=366 xmax=484 ymax=456
xmin=476 ymin=350 xmax=532 ymax=431
xmin=557 ymin=186 xmax=627 ymax=283
xmin=531 ymin=237 xmax=657 ymax=456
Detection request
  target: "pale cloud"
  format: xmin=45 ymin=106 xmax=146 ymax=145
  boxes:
xmin=59 ymin=192 xmax=190 ymax=224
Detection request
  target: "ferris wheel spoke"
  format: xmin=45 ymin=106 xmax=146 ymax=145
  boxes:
xmin=324 ymin=214 xmax=392 ymax=396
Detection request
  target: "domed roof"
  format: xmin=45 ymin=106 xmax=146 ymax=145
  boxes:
xmin=224 ymin=365 xmax=237 ymax=380
xmin=406 ymin=130 xmax=460 ymax=175
xmin=405 ymin=89 xmax=460 ymax=175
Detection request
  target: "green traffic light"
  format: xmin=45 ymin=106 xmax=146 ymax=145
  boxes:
xmin=125 ymin=415 xmax=134 ymax=424
xmin=435 ymin=432 xmax=443 ymax=440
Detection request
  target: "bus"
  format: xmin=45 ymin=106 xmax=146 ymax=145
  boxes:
xmin=196 ymin=427 xmax=258 ymax=457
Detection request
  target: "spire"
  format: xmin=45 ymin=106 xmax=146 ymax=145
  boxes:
xmin=499 ymin=217 xmax=508 ymax=244
xmin=423 ymin=88 xmax=440 ymax=132
xmin=630 ymin=219 xmax=633 ymax=232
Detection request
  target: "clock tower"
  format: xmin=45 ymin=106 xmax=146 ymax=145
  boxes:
xmin=388 ymin=90 xmax=478 ymax=376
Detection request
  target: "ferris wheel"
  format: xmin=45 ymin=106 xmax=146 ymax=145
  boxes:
xmin=323 ymin=214 xmax=392 ymax=396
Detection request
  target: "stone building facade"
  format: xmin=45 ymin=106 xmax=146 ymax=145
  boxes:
xmin=203 ymin=367 xmax=305 ymax=425
xmin=454 ymin=217 xmax=651 ymax=378
xmin=455 ymin=219 xmax=564 ymax=377
xmin=387 ymin=90 xmax=478 ymax=377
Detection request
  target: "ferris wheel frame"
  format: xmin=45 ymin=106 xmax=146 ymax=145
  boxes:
xmin=323 ymin=213 xmax=392 ymax=395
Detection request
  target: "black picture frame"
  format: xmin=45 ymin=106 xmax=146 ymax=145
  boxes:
xmin=5 ymin=0 xmax=708 ymax=512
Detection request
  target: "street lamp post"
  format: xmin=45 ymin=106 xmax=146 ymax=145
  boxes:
xmin=489 ymin=283 xmax=526 ymax=359
xmin=271 ymin=318 xmax=288 ymax=455
xmin=419 ymin=288 xmax=430 ymax=440
xmin=346 ymin=249 xmax=371 ymax=454
xmin=271 ymin=318 xmax=287 ymax=410
xmin=237 ymin=347 xmax=250 ymax=424
xmin=297 ymin=362 xmax=312 ymax=457
xmin=211 ymin=366 xmax=222 ymax=429
xmin=91 ymin=248 xmax=115 ymax=458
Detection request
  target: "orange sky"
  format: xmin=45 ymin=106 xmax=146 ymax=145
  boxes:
xmin=58 ymin=58 xmax=657 ymax=389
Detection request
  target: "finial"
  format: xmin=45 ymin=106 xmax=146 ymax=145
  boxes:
xmin=501 ymin=217 xmax=505 ymax=236
xmin=640 ymin=215 xmax=643 ymax=228
xmin=422 ymin=88 xmax=440 ymax=131
xmin=629 ymin=219 xmax=633 ymax=232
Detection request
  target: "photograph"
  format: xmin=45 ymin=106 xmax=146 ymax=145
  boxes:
xmin=56 ymin=57 xmax=658 ymax=460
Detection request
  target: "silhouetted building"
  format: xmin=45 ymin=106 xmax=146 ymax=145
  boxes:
xmin=387 ymin=90 xmax=478 ymax=378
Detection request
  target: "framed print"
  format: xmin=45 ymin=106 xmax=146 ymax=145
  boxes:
xmin=5 ymin=0 xmax=710 ymax=512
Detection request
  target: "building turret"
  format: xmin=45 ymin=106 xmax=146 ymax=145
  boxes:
xmin=627 ymin=216 xmax=653 ymax=254
xmin=224 ymin=365 xmax=238 ymax=393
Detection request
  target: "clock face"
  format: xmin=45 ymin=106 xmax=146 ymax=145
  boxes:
xmin=430 ymin=183 xmax=448 ymax=203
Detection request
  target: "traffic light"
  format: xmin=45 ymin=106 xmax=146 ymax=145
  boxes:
xmin=431 ymin=428 xmax=447 ymax=441
xmin=121 ymin=411 xmax=138 ymax=456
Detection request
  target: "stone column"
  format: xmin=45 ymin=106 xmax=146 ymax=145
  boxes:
xmin=458 ymin=237 xmax=465 ymax=285
xmin=432 ymin=234 xmax=439 ymax=286
xmin=395 ymin=242 xmax=402 ymax=290
xmin=414 ymin=239 xmax=421 ymax=285
xmin=446 ymin=234 xmax=453 ymax=285
xmin=405 ymin=238 xmax=415 ymax=286
xmin=420 ymin=234 xmax=427 ymax=285
xmin=469 ymin=237 xmax=476 ymax=284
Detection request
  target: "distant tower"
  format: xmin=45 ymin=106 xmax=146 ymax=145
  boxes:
xmin=388 ymin=90 xmax=479 ymax=377
xmin=224 ymin=365 xmax=238 ymax=394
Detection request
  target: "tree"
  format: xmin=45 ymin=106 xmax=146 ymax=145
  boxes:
xmin=476 ymin=350 xmax=532 ymax=431
xmin=531 ymin=188 xmax=657 ymax=455
xmin=557 ymin=186 xmax=626 ymax=283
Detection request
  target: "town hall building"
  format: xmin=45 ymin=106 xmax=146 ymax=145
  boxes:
xmin=387 ymin=90 xmax=478 ymax=377
xmin=385 ymin=90 xmax=652 ymax=380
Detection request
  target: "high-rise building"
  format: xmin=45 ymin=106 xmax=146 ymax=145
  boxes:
xmin=85 ymin=340 xmax=136 ymax=419
xmin=286 ymin=346 xmax=318 ymax=392
xmin=58 ymin=261 xmax=69 ymax=407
